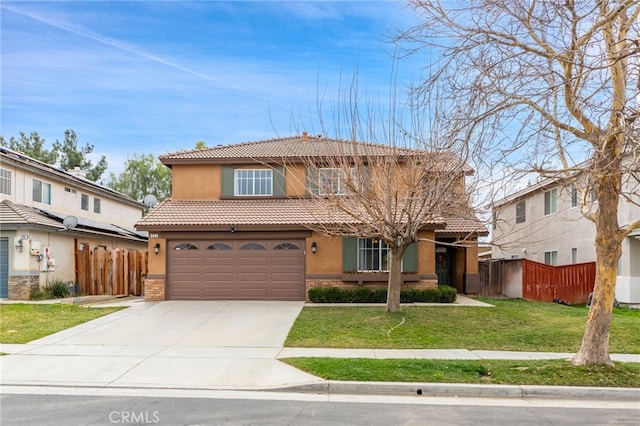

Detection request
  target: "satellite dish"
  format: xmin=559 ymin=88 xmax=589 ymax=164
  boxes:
xmin=62 ymin=215 xmax=78 ymax=230
xmin=143 ymin=194 xmax=158 ymax=208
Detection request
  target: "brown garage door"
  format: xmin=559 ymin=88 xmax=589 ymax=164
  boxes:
xmin=167 ymin=240 xmax=305 ymax=300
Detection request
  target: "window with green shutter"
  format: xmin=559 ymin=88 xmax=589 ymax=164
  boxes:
xmin=342 ymin=237 xmax=417 ymax=273
xmin=222 ymin=166 xmax=284 ymax=196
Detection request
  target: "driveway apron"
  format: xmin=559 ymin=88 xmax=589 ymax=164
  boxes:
xmin=0 ymin=300 xmax=322 ymax=390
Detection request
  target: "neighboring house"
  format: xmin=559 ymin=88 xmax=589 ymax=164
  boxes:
xmin=0 ymin=147 xmax=148 ymax=299
xmin=491 ymin=172 xmax=640 ymax=304
xmin=136 ymin=134 xmax=487 ymax=301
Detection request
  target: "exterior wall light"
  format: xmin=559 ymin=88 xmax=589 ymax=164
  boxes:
xmin=154 ymin=243 xmax=161 ymax=255
xmin=311 ymin=241 xmax=317 ymax=254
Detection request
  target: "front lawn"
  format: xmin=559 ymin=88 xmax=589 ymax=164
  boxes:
xmin=0 ymin=304 xmax=125 ymax=344
xmin=285 ymin=299 xmax=640 ymax=353
xmin=283 ymin=358 xmax=640 ymax=387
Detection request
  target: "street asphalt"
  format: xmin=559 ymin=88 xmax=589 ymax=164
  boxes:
xmin=0 ymin=296 xmax=638 ymax=401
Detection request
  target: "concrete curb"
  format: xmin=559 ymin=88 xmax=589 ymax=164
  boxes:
xmin=60 ymin=295 xmax=120 ymax=305
xmin=273 ymin=381 xmax=640 ymax=400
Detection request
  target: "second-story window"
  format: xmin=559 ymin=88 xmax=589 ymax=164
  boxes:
xmin=0 ymin=168 xmax=11 ymax=195
xmin=544 ymin=250 xmax=558 ymax=266
xmin=544 ymin=188 xmax=557 ymax=216
xmin=571 ymin=187 xmax=578 ymax=207
xmin=234 ymin=169 xmax=272 ymax=196
xmin=94 ymin=198 xmax=101 ymax=213
xmin=515 ymin=200 xmax=526 ymax=223
xmin=318 ymin=168 xmax=353 ymax=195
xmin=32 ymin=179 xmax=51 ymax=204
xmin=81 ymin=194 xmax=89 ymax=210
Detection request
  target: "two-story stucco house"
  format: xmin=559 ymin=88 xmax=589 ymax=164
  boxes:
xmin=0 ymin=147 xmax=148 ymax=299
xmin=136 ymin=135 xmax=487 ymax=301
xmin=491 ymin=172 xmax=640 ymax=304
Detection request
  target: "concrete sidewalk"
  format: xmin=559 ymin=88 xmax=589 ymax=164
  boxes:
xmin=278 ymin=348 xmax=640 ymax=363
xmin=1 ymin=296 xmax=638 ymax=400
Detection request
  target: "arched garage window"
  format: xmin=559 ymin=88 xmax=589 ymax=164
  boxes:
xmin=207 ymin=243 xmax=231 ymax=250
xmin=274 ymin=243 xmax=299 ymax=250
xmin=174 ymin=243 xmax=198 ymax=251
xmin=240 ymin=243 xmax=265 ymax=250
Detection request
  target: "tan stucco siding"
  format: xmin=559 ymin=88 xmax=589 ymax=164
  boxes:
xmin=418 ymin=230 xmax=436 ymax=274
xmin=306 ymin=232 xmax=343 ymax=274
xmin=286 ymin=164 xmax=308 ymax=197
xmin=171 ymin=164 xmax=220 ymax=200
xmin=466 ymin=240 xmax=479 ymax=273
xmin=147 ymin=237 xmax=166 ymax=276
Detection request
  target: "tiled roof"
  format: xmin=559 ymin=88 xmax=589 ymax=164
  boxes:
xmin=436 ymin=214 xmax=489 ymax=236
xmin=0 ymin=147 xmax=144 ymax=208
xmin=135 ymin=198 xmax=485 ymax=235
xmin=0 ymin=199 xmax=147 ymax=241
xmin=0 ymin=199 xmax=64 ymax=228
xmin=159 ymin=135 xmax=470 ymax=173
xmin=136 ymin=198 xmax=379 ymax=229
xmin=160 ymin=135 xmax=399 ymax=161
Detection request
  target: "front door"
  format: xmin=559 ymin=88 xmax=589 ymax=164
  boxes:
xmin=435 ymin=245 xmax=453 ymax=287
xmin=0 ymin=238 xmax=8 ymax=298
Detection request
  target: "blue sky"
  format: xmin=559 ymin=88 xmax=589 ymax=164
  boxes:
xmin=1 ymin=1 xmax=423 ymax=176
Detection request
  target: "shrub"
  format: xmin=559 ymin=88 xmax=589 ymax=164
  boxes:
xmin=29 ymin=288 xmax=50 ymax=300
xmin=439 ymin=285 xmax=457 ymax=303
xmin=28 ymin=280 xmax=72 ymax=300
xmin=308 ymin=287 xmax=457 ymax=303
xmin=48 ymin=280 xmax=71 ymax=298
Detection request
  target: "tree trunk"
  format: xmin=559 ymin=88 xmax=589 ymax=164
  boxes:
xmin=571 ymin=154 xmax=622 ymax=367
xmin=386 ymin=247 xmax=404 ymax=313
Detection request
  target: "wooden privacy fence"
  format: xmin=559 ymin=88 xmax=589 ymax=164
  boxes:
xmin=479 ymin=258 xmax=595 ymax=304
xmin=76 ymin=247 xmax=148 ymax=296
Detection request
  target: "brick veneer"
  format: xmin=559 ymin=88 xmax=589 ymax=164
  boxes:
xmin=144 ymin=277 xmax=166 ymax=301
xmin=8 ymin=275 xmax=40 ymax=300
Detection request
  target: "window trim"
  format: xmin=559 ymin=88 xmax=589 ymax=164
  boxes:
xmin=174 ymin=243 xmax=198 ymax=250
xmin=81 ymin=193 xmax=89 ymax=211
xmin=0 ymin=168 xmax=11 ymax=195
xmin=32 ymin=179 xmax=51 ymax=205
xmin=207 ymin=243 xmax=232 ymax=250
xmin=234 ymin=168 xmax=273 ymax=196
xmin=93 ymin=198 xmax=101 ymax=214
xmin=357 ymin=237 xmax=391 ymax=272
xmin=240 ymin=242 xmax=265 ymax=250
xmin=515 ymin=200 xmax=526 ymax=224
xmin=544 ymin=250 xmax=558 ymax=266
xmin=318 ymin=167 xmax=353 ymax=196
xmin=544 ymin=188 xmax=558 ymax=216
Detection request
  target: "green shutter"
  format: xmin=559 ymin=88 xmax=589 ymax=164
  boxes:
xmin=221 ymin=166 xmax=234 ymax=196
xmin=273 ymin=165 xmax=286 ymax=196
xmin=402 ymin=242 xmax=418 ymax=273
xmin=342 ymin=237 xmax=358 ymax=272
xmin=306 ymin=166 xmax=319 ymax=196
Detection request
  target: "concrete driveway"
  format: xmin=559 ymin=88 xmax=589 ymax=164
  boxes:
xmin=0 ymin=299 xmax=322 ymax=390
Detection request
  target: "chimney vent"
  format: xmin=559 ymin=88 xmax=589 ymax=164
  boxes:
xmin=69 ymin=166 xmax=87 ymax=179
xmin=302 ymin=131 xmax=308 ymax=143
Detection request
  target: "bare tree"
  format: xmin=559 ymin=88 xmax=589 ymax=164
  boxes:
xmin=283 ymin=70 xmax=483 ymax=313
xmin=399 ymin=0 xmax=640 ymax=365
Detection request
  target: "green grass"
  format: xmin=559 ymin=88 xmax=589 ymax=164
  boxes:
xmin=0 ymin=304 xmax=125 ymax=344
xmin=282 ymin=358 xmax=640 ymax=387
xmin=285 ymin=298 xmax=640 ymax=353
